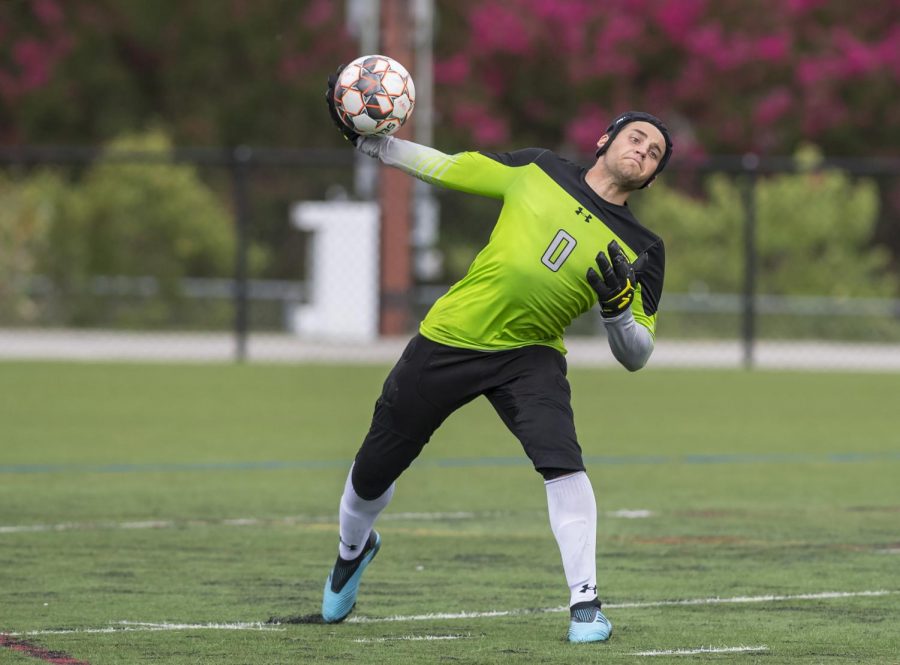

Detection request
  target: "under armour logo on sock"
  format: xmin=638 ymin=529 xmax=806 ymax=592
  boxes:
xmin=339 ymin=537 xmax=358 ymax=551
xmin=580 ymin=584 xmax=597 ymax=594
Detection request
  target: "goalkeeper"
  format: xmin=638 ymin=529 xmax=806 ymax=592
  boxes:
xmin=320 ymin=67 xmax=672 ymax=644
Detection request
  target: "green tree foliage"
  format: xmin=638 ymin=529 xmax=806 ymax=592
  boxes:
xmin=0 ymin=0 xmax=353 ymax=146
xmin=0 ymin=173 xmax=57 ymax=322
xmin=2 ymin=1 xmax=896 ymax=156
xmin=1 ymin=0 xmax=896 ymax=307
xmin=16 ymin=129 xmax=247 ymax=326
xmin=633 ymin=175 xmax=745 ymax=294
xmin=633 ymin=155 xmax=891 ymax=297
xmin=431 ymin=0 xmax=899 ymax=158
xmin=52 ymin=130 xmax=236 ymax=281
xmin=755 ymin=167 xmax=888 ymax=298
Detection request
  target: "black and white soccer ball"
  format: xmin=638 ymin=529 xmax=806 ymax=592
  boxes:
xmin=334 ymin=55 xmax=416 ymax=137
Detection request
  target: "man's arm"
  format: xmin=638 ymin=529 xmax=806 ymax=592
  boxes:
xmin=326 ymin=66 xmax=535 ymax=199
xmin=356 ymin=136 xmax=526 ymax=199
xmin=601 ymin=309 xmax=654 ymax=371
xmin=587 ymin=241 xmax=655 ymax=371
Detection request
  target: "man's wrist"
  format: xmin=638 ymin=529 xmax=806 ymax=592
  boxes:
xmin=600 ymin=307 xmax=634 ymax=326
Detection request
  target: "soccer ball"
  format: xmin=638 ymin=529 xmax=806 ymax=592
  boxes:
xmin=334 ymin=55 xmax=416 ymax=137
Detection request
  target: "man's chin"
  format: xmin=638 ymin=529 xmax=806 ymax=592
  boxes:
xmin=618 ymin=173 xmax=646 ymax=191
xmin=621 ymin=163 xmax=645 ymax=181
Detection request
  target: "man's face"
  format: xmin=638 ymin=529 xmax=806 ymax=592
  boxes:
xmin=596 ymin=121 xmax=666 ymax=189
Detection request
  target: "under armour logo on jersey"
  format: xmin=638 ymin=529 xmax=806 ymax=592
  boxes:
xmin=580 ymin=584 xmax=597 ymax=594
xmin=574 ymin=206 xmax=593 ymax=223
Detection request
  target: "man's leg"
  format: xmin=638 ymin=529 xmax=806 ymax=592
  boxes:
xmin=322 ymin=335 xmax=472 ymax=623
xmin=544 ymin=470 xmax=611 ymax=642
xmin=321 ymin=465 xmax=395 ymax=623
xmin=322 ymin=423 xmax=430 ymax=623
xmin=485 ymin=345 xmax=611 ymax=642
xmin=544 ymin=471 xmax=598 ymax=607
xmin=337 ymin=465 xmax=395 ymax=560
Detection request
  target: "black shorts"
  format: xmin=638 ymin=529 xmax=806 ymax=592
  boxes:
xmin=351 ymin=334 xmax=584 ymax=499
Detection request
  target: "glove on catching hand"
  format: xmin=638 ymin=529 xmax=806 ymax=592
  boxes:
xmin=325 ymin=65 xmax=361 ymax=147
xmin=587 ymin=240 xmax=647 ymax=318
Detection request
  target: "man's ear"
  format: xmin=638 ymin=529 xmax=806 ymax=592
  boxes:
xmin=596 ymin=133 xmax=610 ymax=151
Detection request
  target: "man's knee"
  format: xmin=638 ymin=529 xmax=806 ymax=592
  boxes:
xmin=351 ymin=462 xmax=395 ymax=501
xmin=528 ymin=439 xmax=585 ymax=481
xmin=352 ymin=423 xmax=426 ymax=500
xmin=538 ymin=466 xmax=585 ymax=482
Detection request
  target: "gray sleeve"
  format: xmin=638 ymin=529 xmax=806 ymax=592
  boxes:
xmin=602 ymin=309 xmax=655 ymax=371
xmin=355 ymin=136 xmax=518 ymax=198
xmin=356 ymin=136 xmax=455 ymax=183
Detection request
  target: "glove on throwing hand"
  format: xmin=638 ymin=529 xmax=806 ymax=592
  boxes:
xmin=587 ymin=240 xmax=647 ymax=318
xmin=325 ymin=65 xmax=361 ymax=146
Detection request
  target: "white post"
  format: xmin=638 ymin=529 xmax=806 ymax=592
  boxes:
xmin=290 ymin=201 xmax=380 ymax=342
xmin=411 ymin=0 xmax=441 ymax=280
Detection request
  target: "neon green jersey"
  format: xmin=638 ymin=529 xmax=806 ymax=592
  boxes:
xmin=363 ymin=138 xmax=665 ymax=354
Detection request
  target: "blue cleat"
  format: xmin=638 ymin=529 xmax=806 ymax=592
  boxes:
xmin=321 ymin=531 xmax=381 ymax=623
xmin=567 ymin=599 xmax=612 ymax=643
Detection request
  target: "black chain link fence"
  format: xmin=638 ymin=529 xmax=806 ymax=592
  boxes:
xmin=1 ymin=146 xmax=898 ymax=369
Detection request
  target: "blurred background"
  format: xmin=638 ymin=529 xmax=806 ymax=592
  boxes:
xmin=1 ymin=0 xmax=898 ymax=369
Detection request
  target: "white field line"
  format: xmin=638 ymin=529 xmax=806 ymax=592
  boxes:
xmin=10 ymin=622 xmax=284 ymax=636
xmin=632 ymin=645 xmax=769 ymax=656
xmin=608 ymin=589 xmax=893 ymax=609
xmin=0 ymin=513 xmax=474 ymax=534
xmin=346 ymin=589 xmax=895 ymax=623
xmin=116 ymin=621 xmax=279 ymax=630
xmin=352 ymin=634 xmax=473 ymax=643
xmin=0 ymin=509 xmax=652 ymax=535
xmin=608 ymin=509 xmax=654 ymax=519
xmin=8 ymin=590 xmax=894 ymax=637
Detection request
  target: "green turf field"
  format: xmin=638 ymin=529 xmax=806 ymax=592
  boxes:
xmin=1 ymin=361 xmax=898 ymax=664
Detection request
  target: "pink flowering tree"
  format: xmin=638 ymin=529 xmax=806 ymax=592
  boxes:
xmin=0 ymin=0 xmax=73 ymax=143
xmin=1 ymin=0 xmax=897 ymax=293
xmin=434 ymin=0 xmax=899 ymax=158
xmin=2 ymin=0 xmax=896 ymax=156
xmin=0 ymin=0 xmax=354 ymax=146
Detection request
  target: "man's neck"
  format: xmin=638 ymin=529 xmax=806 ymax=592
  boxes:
xmin=584 ymin=163 xmax=630 ymax=206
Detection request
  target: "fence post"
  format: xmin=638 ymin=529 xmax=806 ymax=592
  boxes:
xmin=230 ymin=146 xmax=252 ymax=362
xmin=378 ymin=0 xmax=415 ymax=335
xmin=741 ymin=154 xmax=759 ymax=369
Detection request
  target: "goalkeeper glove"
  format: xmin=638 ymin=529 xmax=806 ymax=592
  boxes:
xmin=587 ymin=240 xmax=647 ymax=318
xmin=325 ymin=65 xmax=361 ymax=147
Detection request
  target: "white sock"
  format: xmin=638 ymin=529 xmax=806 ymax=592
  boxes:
xmin=338 ymin=466 xmax=395 ymax=560
xmin=545 ymin=471 xmax=598 ymax=607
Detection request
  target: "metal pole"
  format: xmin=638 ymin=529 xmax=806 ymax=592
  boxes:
xmin=230 ymin=145 xmax=252 ymax=362
xmin=411 ymin=0 xmax=441 ymax=283
xmin=411 ymin=0 xmax=433 ymax=148
xmin=741 ymin=153 xmax=759 ymax=370
xmin=378 ymin=0 xmax=414 ymax=335
xmin=347 ymin=0 xmax=381 ymax=199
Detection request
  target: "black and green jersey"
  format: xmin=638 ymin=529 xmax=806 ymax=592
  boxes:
xmin=360 ymin=138 xmax=665 ymax=354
